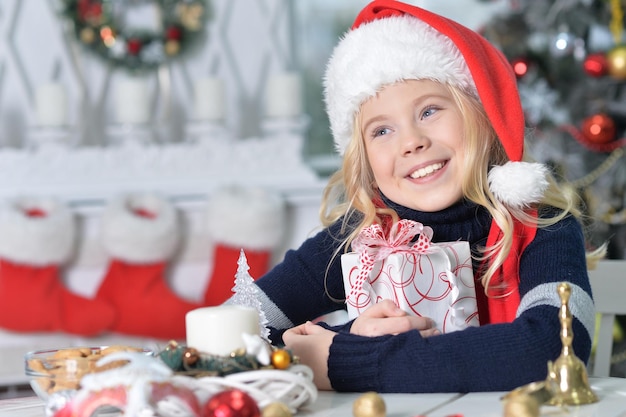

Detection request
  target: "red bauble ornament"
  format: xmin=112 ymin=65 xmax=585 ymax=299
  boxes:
xmin=581 ymin=114 xmax=616 ymax=144
xmin=511 ymin=57 xmax=530 ymax=78
xmin=583 ymin=52 xmax=608 ymax=77
xmin=127 ymin=38 xmax=143 ymax=55
xmin=203 ymin=390 xmax=260 ymax=417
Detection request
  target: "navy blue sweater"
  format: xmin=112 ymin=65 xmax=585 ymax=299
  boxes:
xmin=253 ymin=199 xmax=595 ymax=393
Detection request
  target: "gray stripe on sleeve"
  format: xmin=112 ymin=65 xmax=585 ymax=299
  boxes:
xmin=517 ymin=282 xmax=595 ymax=339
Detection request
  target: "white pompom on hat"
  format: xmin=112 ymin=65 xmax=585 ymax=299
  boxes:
xmin=324 ymin=0 xmax=548 ymax=208
xmin=0 ymin=197 xmax=75 ymax=266
xmin=100 ymin=193 xmax=180 ymax=264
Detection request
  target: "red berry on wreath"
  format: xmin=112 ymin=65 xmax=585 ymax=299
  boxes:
xmin=78 ymin=0 xmax=102 ymax=24
xmin=166 ymin=26 xmax=183 ymax=41
xmin=127 ymin=38 xmax=143 ymax=55
xmin=581 ymin=113 xmax=616 ymax=144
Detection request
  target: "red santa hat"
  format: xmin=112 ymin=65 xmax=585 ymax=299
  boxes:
xmin=324 ymin=0 xmax=548 ymax=208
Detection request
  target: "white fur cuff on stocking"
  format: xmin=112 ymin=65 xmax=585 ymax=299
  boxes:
xmin=206 ymin=186 xmax=286 ymax=250
xmin=100 ymin=193 xmax=180 ymax=264
xmin=0 ymin=197 xmax=75 ymax=266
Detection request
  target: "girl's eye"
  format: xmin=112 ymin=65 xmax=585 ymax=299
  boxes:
xmin=372 ymin=127 xmax=391 ymax=137
xmin=421 ymin=106 xmax=440 ymax=119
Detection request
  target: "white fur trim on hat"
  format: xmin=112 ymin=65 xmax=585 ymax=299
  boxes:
xmin=101 ymin=193 xmax=180 ymax=263
xmin=488 ymin=162 xmax=549 ymax=209
xmin=207 ymin=186 xmax=286 ymax=250
xmin=0 ymin=197 xmax=75 ymax=266
xmin=324 ymin=15 xmax=475 ymax=155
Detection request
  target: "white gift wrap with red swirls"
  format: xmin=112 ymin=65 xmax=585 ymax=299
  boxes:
xmin=341 ymin=220 xmax=479 ymax=333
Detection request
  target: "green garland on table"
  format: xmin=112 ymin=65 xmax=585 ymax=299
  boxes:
xmin=61 ymin=0 xmax=208 ymax=72
xmin=158 ymin=340 xmax=297 ymax=378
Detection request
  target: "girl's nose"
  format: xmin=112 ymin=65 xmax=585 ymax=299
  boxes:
xmin=401 ymin=127 xmax=429 ymax=155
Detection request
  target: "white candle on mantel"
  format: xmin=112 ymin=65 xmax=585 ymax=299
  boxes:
xmin=186 ymin=306 xmax=259 ymax=356
xmin=265 ymin=72 xmax=302 ymax=118
xmin=115 ymin=78 xmax=150 ymax=124
xmin=35 ymin=83 xmax=68 ymax=127
xmin=193 ymin=77 xmax=225 ymax=121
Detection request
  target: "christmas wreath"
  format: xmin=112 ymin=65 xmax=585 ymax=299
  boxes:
xmin=62 ymin=0 xmax=208 ymax=72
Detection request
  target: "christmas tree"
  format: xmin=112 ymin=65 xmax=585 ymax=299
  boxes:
xmin=481 ymin=0 xmax=626 ymax=259
xmin=230 ymin=249 xmax=271 ymax=341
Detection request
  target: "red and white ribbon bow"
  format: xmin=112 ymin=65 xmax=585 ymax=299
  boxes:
xmin=346 ymin=220 xmax=434 ymax=306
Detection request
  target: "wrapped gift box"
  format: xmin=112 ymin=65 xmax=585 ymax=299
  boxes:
xmin=341 ymin=220 xmax=479 ymax=333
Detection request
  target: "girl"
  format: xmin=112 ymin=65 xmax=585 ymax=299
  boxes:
xmin=247 ymin=0 xmax=599 ymax=392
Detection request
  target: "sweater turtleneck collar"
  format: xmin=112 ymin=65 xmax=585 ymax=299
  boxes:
xmin=380 ymin=194 xmax=492 ymax=244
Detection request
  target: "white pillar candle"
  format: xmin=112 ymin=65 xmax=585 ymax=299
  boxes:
xmin=186 ymin=306 xmax=259 ymax=356
xmin=193 ymin=77 xmax=225 ymax=121
xmin=115 ymin=78 xmax=150 ymax=124
xmin=35 ymin=83 xmax=68 ymax=127
xmin=265 ymin=72 xmax=302 ymax=118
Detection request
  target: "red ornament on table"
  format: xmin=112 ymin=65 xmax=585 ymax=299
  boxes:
xmin=583 ymin=52 xmax=608 ymax=77
xmin=202 ymin=390 xmax=261 ymax=417
xmin=581 ymin=114 xmax=617 ymax=144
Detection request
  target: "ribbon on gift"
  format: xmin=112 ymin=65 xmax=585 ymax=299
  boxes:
xmin=345 ymin=220 xmax=474 ymax=330
xmin=346 ymin=219 xmax=434 ymax=306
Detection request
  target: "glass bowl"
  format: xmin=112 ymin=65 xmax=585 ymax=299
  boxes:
xmin=24 ymin=345 xmax=152 ymax=401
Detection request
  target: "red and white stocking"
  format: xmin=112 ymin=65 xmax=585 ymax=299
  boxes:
xmin=95 ymin=193 xmax=201 ymax=340
xmin=0 ymin=197 xmax=115 ymax=335
xmin=203 ymin=186 xmax=286 ymax=305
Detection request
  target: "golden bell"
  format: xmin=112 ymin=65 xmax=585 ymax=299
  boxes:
xmin=502 ymin=282 xmax=599 ymax=415
xmin=545 ymin=283 xmax=598 ymax=406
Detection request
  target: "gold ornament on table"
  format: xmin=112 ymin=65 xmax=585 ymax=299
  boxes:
xmin=271 ymin=349 xmax=292 ymax=370
xmin=262 ymin=402 xmax=293 ymax=417
xmin=502 ymin=393 xmax=540 ymax=417
xmin=352 ymin=392 xmax=386 ymax=417
xmin=502 ymin=282 xmax=598 ymax=415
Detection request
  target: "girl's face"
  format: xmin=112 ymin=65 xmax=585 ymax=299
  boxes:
xmin=360 ymin=79 xmax=466 ymax=212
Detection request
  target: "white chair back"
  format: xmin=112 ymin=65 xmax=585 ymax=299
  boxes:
xmin=587 ymin=259 xmax=626 ymax=377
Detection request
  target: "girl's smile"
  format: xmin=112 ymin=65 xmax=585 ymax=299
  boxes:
xmin=408 ymin=161 xmax=446 ymax=180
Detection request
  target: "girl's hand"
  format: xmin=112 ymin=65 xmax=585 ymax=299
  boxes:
xmin=283 ymin=321 xmax=335 ymax=391
xmin=350 ymin=299 xmax=440 ymax=337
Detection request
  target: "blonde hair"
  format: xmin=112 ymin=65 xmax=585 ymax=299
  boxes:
xmin=320 ymin=83 xmax=602 ymax=293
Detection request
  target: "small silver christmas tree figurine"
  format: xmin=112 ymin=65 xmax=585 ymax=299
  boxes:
xmin=230 ymin=249 xmax=270 ymax=341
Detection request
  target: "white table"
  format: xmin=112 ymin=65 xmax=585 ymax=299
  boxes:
xmin=1 ymin=377 xmax=625 ymax=416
